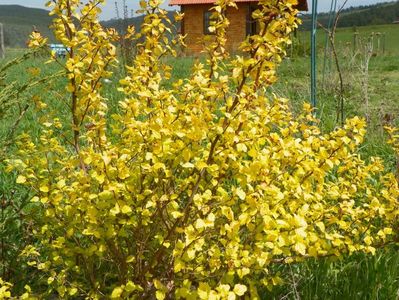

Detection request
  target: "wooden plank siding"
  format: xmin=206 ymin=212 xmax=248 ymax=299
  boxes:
xmin=171 ymin=0 xmax=308 ymax=56
xmin=182 ymin=3 xmax=251 ymax=55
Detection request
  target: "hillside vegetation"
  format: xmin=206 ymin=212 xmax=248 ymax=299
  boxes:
xmin=101 ymin=11 xmax=177 ymax=33
xmin=0 ymin=5 xmax=53 ymax=47
xmin=301 ymin=0 xmax=399 ymax=30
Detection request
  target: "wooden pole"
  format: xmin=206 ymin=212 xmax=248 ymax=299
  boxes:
xmin=353 ymin=31 xmax=359 ymax=54
xmin=376 ymin=32 xmax=381 ymax=55
xmin=0 ymin=23 xmax=5 ymax=59
xmin=382 ymin=33 xmax=386 ymax=55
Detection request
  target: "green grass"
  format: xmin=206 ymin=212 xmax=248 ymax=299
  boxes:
xmin=1 ymin=23 xmax=399 ymax=298
xmin=297 ymin=24 xmax=399 ymax=56
xmin=267 ymin=24 xmax=399 ymax=298
xmin=276 ymin=24 xmax=399 ymax=160
xmin=263 ymin=249 xmax=399 ymax=299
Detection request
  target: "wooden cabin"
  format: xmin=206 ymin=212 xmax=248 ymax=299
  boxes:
xmin=169 ymin=0 xmax=308 ymax=55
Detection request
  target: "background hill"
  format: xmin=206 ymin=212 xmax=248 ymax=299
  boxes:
xmin=101 ymin=11 xmax=177 ymax=34
xmin=0 ymin=5 xmax=54 ymax=47
xmin=1 ymin=1 xmax=399 ymax=47
xmin=300 ymin=1 xmax=399 ymax=30
xmin=0 ymin=5 xmax=175 ymax=47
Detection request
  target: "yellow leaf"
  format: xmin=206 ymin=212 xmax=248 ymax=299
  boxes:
xmin=316 ymin=222 xmax=325 ymax=232
xmin=102 ymin=154 xmax=111 ymax=165
xmin=294 ymin=242 xmax=306 ymax=255
xmin=125 ymin=255 xmax=135 ymax=263
xmin=364 ymin=236 xmax=373 ymax=246
xmin=155 ymin=291 xmax=165 ymax=300
xmin=384 ymin=227 xmax=393 ymax=235
xmin=237 ymin=143 xmax=247 ymax=152
xmin=182 ymin=162 xmax=194 ymax=168
xmin=121 ymin=205 xmax=132 ymax=214
xmin=125 ymin=281 xmax=138 ymax=292
xmin=69 ymin=287 xmax=78 ymax=296
xmin=57 ymin=179 xmax=66 ymax=189
xmin=195 ymin=219 xmax=206 ymax=231
xmin=66 ymin=84 xmax=75 ymax=93
xmin=171 ymin=211 xmax=183 ymax=219
xmin=248 ymin=148 xmax=257 ymax=158
xmin=236 ymin=188 xmax=246 ymax=200
xmin=111 ymin=286 xmax=123 ymax=298
xmin=16 ymin=175 xmax=26 ymax=184
xmin=31 ymin=196 xmax=39 ymax=202
xmin=228 ymin=291 xmax=236 ymax=300
xmin=153 ymin=162 xmax=165 ymax=171
xmin=186 ymin=248 xmax=196 ymax=260
xmin=153 ymin=280 xmax=163 ymax=290
xmin=198 ymin=282 xmax=210 ymax=299
xmin=99 ymin=190 xmax=113 ymax=201
xmin=196 ymin=161 xmax=207 ymax=170
xmin=110 ymin=203 xmax=120 ymax=216
xmin=233 ymin=284 xmax=247 ymax=296
xmin=174 ymin=259 xmax=184 ymax=272
xmin=39 ymin=185 xmax=49 ymax=193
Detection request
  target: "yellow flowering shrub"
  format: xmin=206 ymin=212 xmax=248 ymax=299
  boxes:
xmin=0 ymin=278 xmax=12 ymax=299
xmin=0 ymin=279 xmax=34 ymax=300
xmin=7 ymin=0 xmax=399 ymax=298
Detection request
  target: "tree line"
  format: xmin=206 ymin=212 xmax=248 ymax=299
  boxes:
xmin=300 ymin=1 xmax=399 ymax=30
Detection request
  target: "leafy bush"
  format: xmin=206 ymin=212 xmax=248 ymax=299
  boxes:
xmin=5 ymin=0 xmax=399 ymax=298
xmin=0 ymin=47 xmax=59 ymax=290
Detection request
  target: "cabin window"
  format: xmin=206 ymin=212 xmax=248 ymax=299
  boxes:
xmin=180 ymin=6 xmax=185 ymax=36
xmin=203 ymin=11 xmax=214 ymax=35
xmin=246 ymin=4 xmax=258 ymax=36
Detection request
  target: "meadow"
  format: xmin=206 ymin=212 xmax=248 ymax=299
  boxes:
xmin=278 ymin=26 xmax=399 ymax=160
xmin=1 ymin=22 xmax=399 ymax=299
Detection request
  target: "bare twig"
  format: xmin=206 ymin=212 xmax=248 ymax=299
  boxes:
xmin=318 ymin=0 xmax=349 ymax=126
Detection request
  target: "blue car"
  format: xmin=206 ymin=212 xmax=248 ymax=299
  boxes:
xmin=50 ymin=44 xmax=69 ymax=58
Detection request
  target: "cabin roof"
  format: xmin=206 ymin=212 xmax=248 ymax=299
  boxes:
xmin=169 ymin=0 xmax=308 ymax=11
xmin=170 ymin=0 xmax=260 ymax=4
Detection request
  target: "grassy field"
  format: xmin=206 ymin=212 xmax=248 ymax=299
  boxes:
xmin=277 ymin=24 xmax=399 ymax=160
xmin=1 ymin=23 xmax=399 ymax=298
xmin=298 ymin=23 xmax=399 ymax=56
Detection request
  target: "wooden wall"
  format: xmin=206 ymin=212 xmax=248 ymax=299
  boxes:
xmin=182 ymin=3 xmax=248 ymax=55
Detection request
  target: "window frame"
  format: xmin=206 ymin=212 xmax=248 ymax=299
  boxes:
xmin=203 ymin=10 xmax=214 ymax=35
xmin=246 ymin=4 xmax=258 ymax=36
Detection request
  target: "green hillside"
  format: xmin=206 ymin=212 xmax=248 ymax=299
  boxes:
xmin=0 ymin=5 xmax=53 ymax=47
xmin=0 ymin=4 xmax=175 ymax=48
xmin=301 ymin=1 xmax=399 ymax=30
xmin=101 ymin=11 xmax=177 ymax=33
